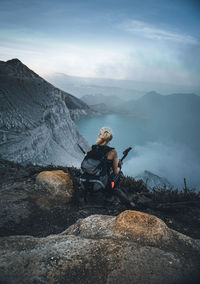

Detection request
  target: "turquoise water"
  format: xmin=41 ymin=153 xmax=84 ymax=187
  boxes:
xmin=75 ymin=114 xmax=151 ymax=160
xmin=75 ymin=114 xmax=200 ymax=190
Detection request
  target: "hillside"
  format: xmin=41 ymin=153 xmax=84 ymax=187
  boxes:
xmin=0 ymin=158 xmax=199 ymax=283
xmin=0 ymin=59 xmax=90 ymax=166
xmin=118 ymin=91 xmax=200 ymax=115
xmin=117 ymin=91 xmax=200 ymax=153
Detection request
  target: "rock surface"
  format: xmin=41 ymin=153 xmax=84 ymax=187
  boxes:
xmin=0 ymin=58 xmax=90 ymax=166
xmin=0 ymin=211 xmax=200 ymax=284
xmin=0 ymin=168 xmax=76 ymax=237
xmin=114 ymin=210 xmax=171 ymax=246
xmin=0 ymin=159 xmax=200 ymax=283
xmin=135 ymin=170 xmax=172 ymax=190
xmin=1 ymin=158 xmax=200 ymax=239
xmin=36 ymin=170 xmax=74 ymax=204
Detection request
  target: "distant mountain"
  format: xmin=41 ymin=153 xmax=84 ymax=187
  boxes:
xmin=45 ymin=72 xmax=200 ymax=100
xmin=119 ymin=91 xmax=200 ymax=127
xmin=0 ymin=58 xmax=90 ymax=166
xmin=81 ymin=94 xmax=124 ymax=106
xmin=120 ymin=91 xmax=200 ymax=117
xmin=80 ymin=94 xmax=125 ymax=112
xmin=45 ymin=73 xmax=144 ymax=100
xmin=88 ymin=103 xmax=110 ymax=114
xmin=135 ymin=170 xmax=173 ymax=190
xmin=119 ymin=91 xmax=200 ymax=155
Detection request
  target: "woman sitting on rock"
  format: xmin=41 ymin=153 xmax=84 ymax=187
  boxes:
xmin=80 ymin=126 xmax=135 ymax=207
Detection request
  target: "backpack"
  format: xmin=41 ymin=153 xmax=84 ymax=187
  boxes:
xmin=80 ymin=145 xmax=114 ymax=192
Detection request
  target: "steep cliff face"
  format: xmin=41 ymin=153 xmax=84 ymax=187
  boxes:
xmin=0 ymin=59 xmax=89 ymax=166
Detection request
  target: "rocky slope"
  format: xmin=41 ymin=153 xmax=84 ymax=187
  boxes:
xmin=0 ymin=59 xmax=91 ymax=166
xmin=0 ymin=158 xmax=200 ymax=283
xmin=1 ymin=211 xmax=200 ymax=284
xmin=1 ymin=158 xmax=200 ymax=239
xmin=135 ymin=170 xmax=173 ymax=190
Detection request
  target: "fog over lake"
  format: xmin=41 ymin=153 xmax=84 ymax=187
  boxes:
xmin=76 ymin=113 xmax=200 ymax=191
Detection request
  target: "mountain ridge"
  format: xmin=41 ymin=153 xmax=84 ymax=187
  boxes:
xmin=0 ymin=58 xmax=90 ymax=166
xmin=0 ymin=58 xmax=93 ymax=119
xmin=45 ymin=72 xmax=200 ymax=98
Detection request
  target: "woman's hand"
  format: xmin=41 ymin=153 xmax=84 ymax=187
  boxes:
xmin=118 ymin=159 xmax=123 ymax=169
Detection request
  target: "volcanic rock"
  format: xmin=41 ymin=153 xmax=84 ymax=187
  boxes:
xmin=0 ymin=58 xmax=90 ymax=166
xmin=135 ymin=170 xmax=172 ymax=190
xmin=36 ymin=170 xmax=74 ymax=204
xmin=0 ymin=211 xmax=199 ymax=284
xmin=0 ymin=169 xmax=75 ymax=237
xmin=114 ymin=210 xmax=171 ymax=246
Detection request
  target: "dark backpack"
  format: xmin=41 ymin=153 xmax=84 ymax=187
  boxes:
xmin=80 ymin=145 xmax=114 ymax=191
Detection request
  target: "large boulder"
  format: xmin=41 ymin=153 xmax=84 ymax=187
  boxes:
xmin=114 ymin=210 xmax=172 ymax=246
xmin=0 ymin=211 xmax=199 ymax=284
xmin=0 ymin=170 xmax=74 ymax=236
xmin=36 ymin=170 xmax=74 ymax=205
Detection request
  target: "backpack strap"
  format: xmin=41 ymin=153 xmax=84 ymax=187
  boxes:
xmin=91 ymin=144 xmax=114 ymax=159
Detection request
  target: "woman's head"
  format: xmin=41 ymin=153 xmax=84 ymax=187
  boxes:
xmin=96 ymin=126 xmax=113 ymax=146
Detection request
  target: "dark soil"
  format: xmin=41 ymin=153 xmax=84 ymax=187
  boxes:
xmin=0 ymin=158 xmax=200 ymax=239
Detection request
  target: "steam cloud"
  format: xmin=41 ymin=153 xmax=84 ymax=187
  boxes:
xmin=123 ymin=142 xmax=200 ymax=190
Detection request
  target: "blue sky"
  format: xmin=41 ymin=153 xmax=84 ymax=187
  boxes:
xmin=0 ymin=0 xmax=200 ymax=87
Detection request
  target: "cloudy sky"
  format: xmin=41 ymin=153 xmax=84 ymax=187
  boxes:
xmin=0 ymin=0 xmax=200 ymax=87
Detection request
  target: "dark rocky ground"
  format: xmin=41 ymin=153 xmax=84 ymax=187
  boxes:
xmin=0 ymin=158 xmax=200 ymax=239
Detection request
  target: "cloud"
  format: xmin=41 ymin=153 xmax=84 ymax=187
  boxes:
xmin=122 ymin=20 xmax=198 ymax=44
xmin=0 ymin=26 xmax=199 ymax=87
xmin=123 ymin=142 xmax=200 ymax=190
xmin=0 ymin=37 xmax=127 ymax=78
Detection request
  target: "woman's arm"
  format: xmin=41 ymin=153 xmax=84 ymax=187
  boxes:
xmin=112 ymin=150 xmax=121 ymax=175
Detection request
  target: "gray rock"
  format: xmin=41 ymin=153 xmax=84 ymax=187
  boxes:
xmin=135 ymin=170 xmax=173 ymax=190
xmin=0 ymin=58 xmax=89 ymax=167
xmin=0 ymin=211 xmax=199 ymax=284
xmin=35 ymin=170 xmax=74 ymax=204
xmin=0 ymin=173 xmax=74 ymax=236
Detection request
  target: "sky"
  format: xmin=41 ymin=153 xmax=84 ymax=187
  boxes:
xmin=0 ymin=0 xmax=200 ymax=87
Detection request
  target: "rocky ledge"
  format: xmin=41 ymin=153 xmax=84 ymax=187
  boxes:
xmin=0 ymin=158 xmax=200 ymax=283
xmin=1 ymin=210 xmax=200 ymax=284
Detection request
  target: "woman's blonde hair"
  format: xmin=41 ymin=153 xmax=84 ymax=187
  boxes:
xmin=96 ymin=127 xmax=113 ymax=146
